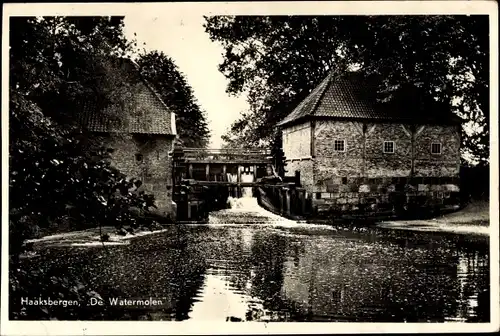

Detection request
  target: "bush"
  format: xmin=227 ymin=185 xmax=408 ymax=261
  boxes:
xmin=9 ymin=267 xmax=105 ymax=320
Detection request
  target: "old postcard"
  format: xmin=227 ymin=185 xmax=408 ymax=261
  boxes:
xmin=1 ymin=1 xmax=498 ymax=335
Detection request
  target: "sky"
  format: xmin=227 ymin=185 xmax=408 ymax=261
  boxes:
xmin=123 ymin=14 xmax=249 ymax=148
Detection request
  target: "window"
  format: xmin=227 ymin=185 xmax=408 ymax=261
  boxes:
xmin=334 ymin=140 xmax=345 ymax=152
xmin=383 ymin=141 xmax=395 ymax=153
xmin=431 ymin=143 xmax=442 ymax=154
xmin=135 ymin=153 xmax=143 ymax=162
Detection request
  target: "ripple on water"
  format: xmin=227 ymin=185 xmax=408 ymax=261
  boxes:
xmin=18 ymin=197 xmax=490 ymax=322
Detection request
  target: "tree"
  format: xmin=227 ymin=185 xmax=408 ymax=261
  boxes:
xmin=136 ymin=51 xmax=210 ymax=148
xmin=9 ymin=17 xmax=155 ymax=259
xmin=9 ymin=17 xmax=164 ymax=320
xmin=204 ymin=15 xmax=489 ymax=165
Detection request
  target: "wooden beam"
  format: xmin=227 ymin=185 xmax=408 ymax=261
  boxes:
xmin=187 ymin=202 xmax=191 ymax=219
xmin=179 ymin=181 xmax=295 ymax=188
xmin=285 ymin=188 xmax=291 ymax=216
xmin=182 ymin=159 xmax=271 ymax=164
xmin=299 ymin=189 xmax=307 ymax=214
xmin=222 ymin=165 xmax=227 ymax=181
xmin=278 ymin=189 xmax=284 ymax=215
xmin=310 ymin=120 xmax=316 ymax=158
xmin=362 ymin=122 xmax=366 ymax=177
xmin=237 ymin=165 xmax=242 ymax=197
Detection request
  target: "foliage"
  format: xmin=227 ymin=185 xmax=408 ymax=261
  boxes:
xmin=8 ymin=16 xmax=157 ymax=261
xmin=204 ymin=15 xmax=489 ymax=165
xmin=10 ymin=17 xmax=132 ymax=124
xmin=9 ymin=266 xmax=105 ymax=320
xmin=136 ymin=50 xmax=210 ymax=148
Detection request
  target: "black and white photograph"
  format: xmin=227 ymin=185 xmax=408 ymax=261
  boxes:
xmin=1 ymin=1 xmax=498 ymax=335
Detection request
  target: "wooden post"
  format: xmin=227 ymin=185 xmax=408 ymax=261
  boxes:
xmin=205 ymin=163 xmax=210 ymax=181
xmin=410 ymin=125 xmax=415 ymax=178
xmin=188 ymin=163 xmax=193 ymax=179
xmin=299 ymin=189 xmax=306 ymax=215
xmin=285 ymin=188 xmax=291 ymax=216
xmin=187 ymin=201 xmax=191 ymax=220
xmin=237 ymin=165 xmax=242 ymax=198
xmin=222 ymin=165 xmax=227 ymax=181
xmin=253 ymin=164 xmax=257 ymax=181
xmin=362 ymin=123 xmax=367 ymax=177
xmin=278 ymin=187 xmax=284 ymax=215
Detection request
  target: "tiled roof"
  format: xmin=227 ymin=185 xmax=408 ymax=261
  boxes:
xmin=276 ymin=73 xmax=332 ymax=128
xmin=277 ymin=71 xmax=460 ymax=126
xmin=82 ymin=58 xmax=176 ymax=135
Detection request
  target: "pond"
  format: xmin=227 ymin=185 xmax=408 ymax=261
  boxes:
xmin=17 ymin=198 xmax=489 ymax=322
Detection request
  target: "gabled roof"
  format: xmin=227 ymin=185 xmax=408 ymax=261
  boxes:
xmin=277 ymin=71 xmax=462 ymax=127
xmin=81 ymin=57 xmax=176 ymax=135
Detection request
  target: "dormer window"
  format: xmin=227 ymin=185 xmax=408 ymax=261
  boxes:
xmin=431 ymin=143 xmax=442 ymax=154
xmin=383 ymin=141 xmax=395 ymax=153
xmin=334 ymin=140 xmax=345 ymax=152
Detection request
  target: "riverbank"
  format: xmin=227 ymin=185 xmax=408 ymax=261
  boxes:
xmin=11 ymin=204 xmax=491 ymax=323
xmin=22 ymin=200 xmax=490 ymax=253
xmin=376 ymin=200 xmax=490 ymax=237
xmin=23 ymin=225 xmax=174 ymax=252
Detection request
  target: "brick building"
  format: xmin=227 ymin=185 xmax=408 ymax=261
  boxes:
xmin=277 ymin=71 xmax=462 ymax=214
xmin=81 ymin=57 xmax=177 ymax=217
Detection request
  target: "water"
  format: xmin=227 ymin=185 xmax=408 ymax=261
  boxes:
xmin=19 ymin=195 xmax=490 ymax=322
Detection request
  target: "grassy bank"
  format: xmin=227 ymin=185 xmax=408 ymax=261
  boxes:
xmin=20 ymin=225 xmax=177 ymax=260
xmin=377 ymin=200 xmax=489 ymax=237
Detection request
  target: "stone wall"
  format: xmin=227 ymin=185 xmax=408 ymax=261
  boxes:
xmin=281 ymin=119 xmax=461 ymax=216
xmin=283 ymin=121 xmax=314 ymax=194
xmin=105 ymin=134 xmax=175 ymax=216
xmin=315 ymin=192 xmax=461 ymax=216
xmin=285 ymin=159 xmax=314 ymax=192
xmin=282 ymin=121 xmax=312 ymax=159
xmin=365 ymin=123 xmax=412 ymax=177
xmin=141 ymin=136 xmax=175 ymax=215
xmin=414 ymin=124 xmax=461 ymax=177
xmin=106 ymin=134 xmax=142 ymax=178
xmin=313 ymin=121 xmax=364 ymax=186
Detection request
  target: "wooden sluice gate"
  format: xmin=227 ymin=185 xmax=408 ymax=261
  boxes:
xmin=172 ymin=147 xmax=311 ymax=221
xmin=172 ymin=147 xmax=269 ymax=221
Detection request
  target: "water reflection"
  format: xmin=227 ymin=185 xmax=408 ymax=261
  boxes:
xmin=22 ymin=199 xmax=490 ymax=322
xmin=193 ymin=199 xmax=489 ymax=322
xmin=180 ymin=223 xmax=489 ymax=322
